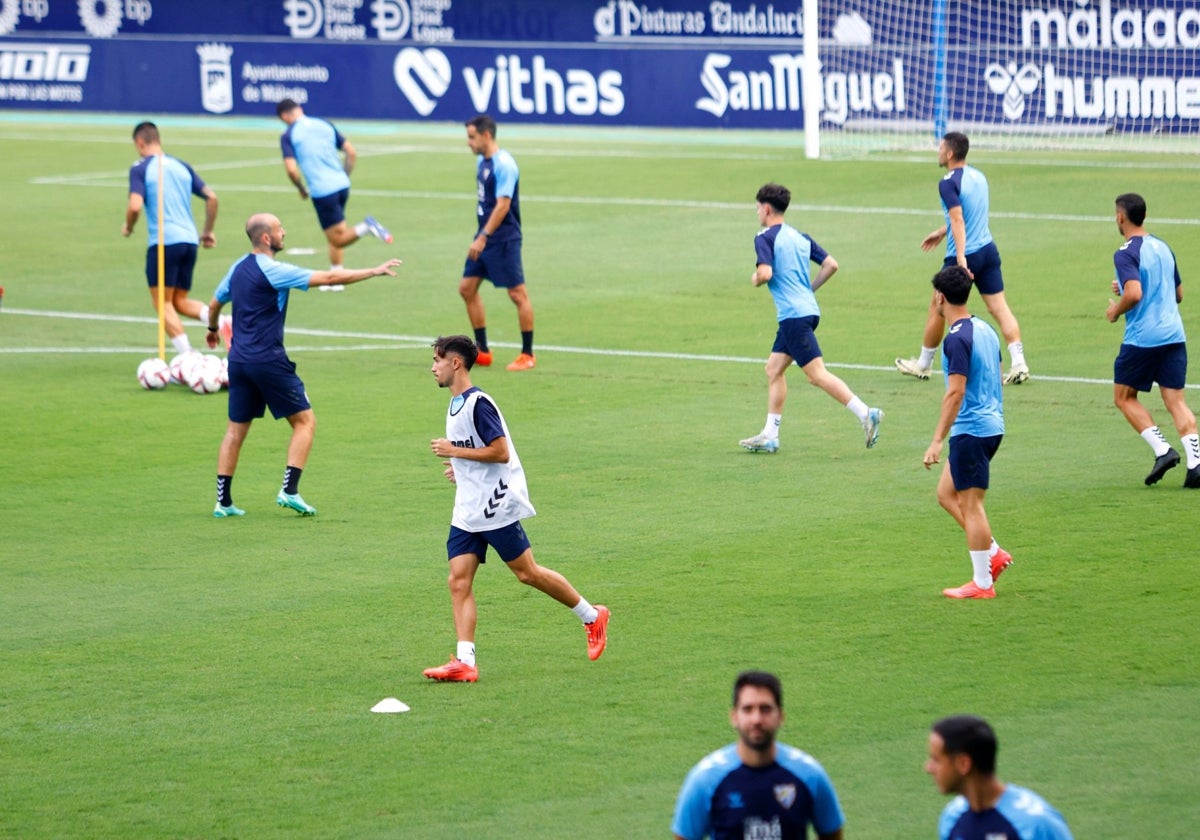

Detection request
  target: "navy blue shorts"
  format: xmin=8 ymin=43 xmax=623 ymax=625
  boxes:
xmin=772 ymin=315 xmax=822 ymax=367
xmin=945 ymin=241 xmax=1003 ymax=297
xmin=312 ymin=188 xmax=350 ymax=230
xmin=144 ymin=243 xmax=198 ymax=290
xmin=949 ymin=433 xmax=1003 ymax=491
xmin=1114 ymin=342 xmax=1188 ymax=391
xmin=463 ymin=238 xmax=525 ymax=288
xmin=447 ymin=521 xmax=531 ymax=564
xmin=226 ymin=358 xmax=311 ymax=423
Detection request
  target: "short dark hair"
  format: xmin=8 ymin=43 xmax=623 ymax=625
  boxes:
xmin=756 ymin=183 xmax=790 ymax=214
xmin=465 ymin=114 xmax=497 ymax=138
xmin=276 ymin=99 xmax=300 ymax=117
xmin=433 ymin=335 xmax=480 ymax=369
xmin=942 ymin=131 xmax=970 ymax=161
xmin=732 ymin=670 xmax=783 ymax=710
xmin=1115 ymin=192 xmax=1147 ymax=226
xmin=132 ymin=121 xmax=159 ymax=143
xmin=932 ymin=715 xmax=998 ymax=775
xmin=932 ymin=264 xmax=974 ymax=306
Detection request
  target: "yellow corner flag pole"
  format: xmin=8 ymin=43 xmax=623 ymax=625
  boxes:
xmin=156 ymin=152 xmax=166 ymax=361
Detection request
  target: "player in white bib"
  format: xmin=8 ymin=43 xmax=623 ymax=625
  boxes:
xmin=423 ymin=335 xmax=609 ymax=682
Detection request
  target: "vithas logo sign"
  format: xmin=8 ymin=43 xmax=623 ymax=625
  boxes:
xmin=392 ymin=48 xmax=625 ymax=118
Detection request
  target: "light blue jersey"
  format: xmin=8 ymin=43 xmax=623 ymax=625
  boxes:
xmin=754 ymin=224 xmax=829 ymax=321
xmin=943 ymin=316 xmax=1004 ymax=438
xmin=214 ymin=253 xmax=313 ymax=364
xmin=1114 ymin=234 xmax=1186 ymax=348
xmin=280 ymin=116 xmax=350 ymax=199
xmin=476 ymin=149 xmax=521 ymax=242
xmin=128 ymin=154 xmax=207 ymax=246
xmin=939 ymin=783 xmax=1073 ymax=840
xmin=939 ymin=166 xmax=993 ymax=258
xmin=672 ymin=743 xmax=844 ymax=840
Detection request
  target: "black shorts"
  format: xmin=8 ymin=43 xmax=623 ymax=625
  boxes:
xmin=144 ymin=243 xmax=198 ymax=290
xmin=227 ymin=358 xmax=311 ymax=422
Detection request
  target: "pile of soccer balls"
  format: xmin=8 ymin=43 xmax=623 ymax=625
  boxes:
xmin=136 ymin=352 xmax=228 ymax=394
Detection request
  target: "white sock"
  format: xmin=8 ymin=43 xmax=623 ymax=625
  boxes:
xmin=918 ymin=346 xmax=937 ymax=369
xmin=762 ymin=413 xmax=782 ymax=439
xmin=329 ymin=264 xmax=343 ymax=271
xmin=989 ymin=538 xmax=1000 ymax=557
xmin=1183 ymin=433 xmax=1200 ymax=468
xmin=970 ymin=550 xmax=993 ymax=589
xmin=846 ymin=396 xmax=869 ymax=424
xmin=1008 ymin=341 xmax=1026 ymax=367
xmin=456 ymin=641 xmax=476 ymax=666
xmin=170 ymin=334 xmax=192 ymax=354
xmin=571 ymin=598 xmax=598 ymax=625
xmin=199 ymin=305 xmax=210 ymax=324
xmin=1140 ymin=426 xmax=1172 ymax=457
xmin=354 ymin=221 xmax=370 ymax=237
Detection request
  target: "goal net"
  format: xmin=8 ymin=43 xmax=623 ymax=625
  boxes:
xmin=813 ymin=0 xmax=1200 ymax=155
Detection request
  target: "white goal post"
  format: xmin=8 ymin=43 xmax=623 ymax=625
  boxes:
xmin=807 ymin=0 xmax=1200 ymax=156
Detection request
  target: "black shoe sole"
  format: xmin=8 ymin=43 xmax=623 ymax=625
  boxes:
xmin=1145 ymin=451 xmax=1181 ymax=485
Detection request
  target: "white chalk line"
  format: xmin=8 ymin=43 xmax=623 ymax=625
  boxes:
xmin=3 ymin=306 xmax=1192 ymax=389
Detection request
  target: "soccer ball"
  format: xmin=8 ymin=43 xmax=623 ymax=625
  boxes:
xmin=187 ymin=354 xmax=224 ymax=394
xmin=136 ymin=357 xmax=171 ymax=390
xmin=216 ymin=355 xmax=229 ymax=389
xmin=169 ymin=352 xmax=201 ymax=385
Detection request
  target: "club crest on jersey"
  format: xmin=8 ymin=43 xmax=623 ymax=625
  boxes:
xmin=773 ymin=783 xmax=796 ymax=809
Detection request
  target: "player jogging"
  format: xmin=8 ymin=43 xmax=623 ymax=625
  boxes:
xmin=423 ymin=335 xmax=608 ymax=682
xmin=276 ymin=99 xmax=392 ymax=289
xmin=897 ymin=132 xmax=1029 ymax=385
xmin=738 ymin=182 xmax=883 ymax=454
xmin=1106 ymin=192 xmax=1200 ymax=488
xmin=922 ymin=265 xmax=1013 ymax=599
xmin=122 ymin=121 xmax=228 ymax=354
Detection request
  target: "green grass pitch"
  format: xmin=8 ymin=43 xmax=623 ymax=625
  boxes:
xmin=1 ymin=113 xmax=1199 ymax=838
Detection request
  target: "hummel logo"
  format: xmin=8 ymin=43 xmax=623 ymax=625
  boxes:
xmin=483 ymin=479 xmax=509 ymax=519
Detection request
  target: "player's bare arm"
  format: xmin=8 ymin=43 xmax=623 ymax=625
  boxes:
xmin=122 ymin=193 xmax=144 ymax=236
xmin=200 ymin=186 xmax=218 ymax=248
xmin=1107 ymin=278 xmax=1142 ymax=322
xmin=924 ymin=375 xmax=966 ymax=468
xmin=810 ymin=255 xmax=839 ymax=291
xmin=946 ymin=206 xmax=971 ymax=275
xmin=752 ymin=263 xmax=772 ymax=286
xmin=431 ymin=434 xmax=509 ymax=463
xmin=468 ymin=196 xmax=511 ymax=260
xmin=283 ymin=157 xmax=308 ymax=199
xmin=309 ymin=259 xmax=402 ymax=287
xmin=921 ymin=225 xmax=947 ymax=251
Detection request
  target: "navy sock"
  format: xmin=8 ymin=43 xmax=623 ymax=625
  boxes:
xmin=473 ymin=327 xmax=488 ymax=351
xmin=217 ymin=475 xmax=233 ymax=507
xmin=282 ymin=465 xmax=302 ymax=495
xmin=521 ymin=330 xmax=533 ymax=356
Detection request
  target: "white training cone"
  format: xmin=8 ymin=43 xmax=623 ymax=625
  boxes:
xmin=371 ymin=697 xmax=410 ymax=714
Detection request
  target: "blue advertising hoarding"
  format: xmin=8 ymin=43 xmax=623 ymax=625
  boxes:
xmin=1 ymin=1 xmax=1198 ymax=133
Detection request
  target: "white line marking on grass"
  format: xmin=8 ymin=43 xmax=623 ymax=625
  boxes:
xmin=4 ymin=307 xmax=1195 ymax=388
xmin=28 ymin=169 xmax=1200 ymax=226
